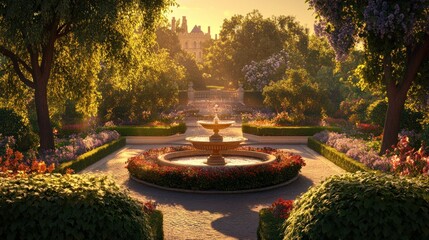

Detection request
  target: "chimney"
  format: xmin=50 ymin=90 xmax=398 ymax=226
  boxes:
xmin=215 ymin=34 xmax=218 ymax=40
xmin=171 ymin=17 xmax=176 ymax=32
xmin=208 ymin=26 xmax=211 ymax=35
xmin=182 ymin=16 xmax=188 ymax=33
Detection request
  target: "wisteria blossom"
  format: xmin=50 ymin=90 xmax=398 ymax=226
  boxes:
xmin=242 ymin=50 xmax=288 ymax=91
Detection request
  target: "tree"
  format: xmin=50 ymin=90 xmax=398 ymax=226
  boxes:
xmin=0 ymin=0 xmax=172 ymax=151
xmin=263 ymin=69 xmax=322 ymax=122
xmin=204 ymin=10 xmax=308 ymax=88
xmin=307 ymin=0 xmax=429 ymax=153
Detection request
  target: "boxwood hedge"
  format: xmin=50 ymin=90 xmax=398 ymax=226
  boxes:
xmin=257 ymin=208 xmax=284 ymax=240
xmin=106 ymin=123 xmax=186 ymax=136
xmin=0 ymin=174 xmax=163 ymax=240
xmin=307 ymin=137 xmax=370 ymax=173
xmin=242 ymin=124 xmax=341 ymax=136
xmin=284 ymin=172 xmax=429 ymax=240
xmin=58 ymin=137 xmax=126 ymax=173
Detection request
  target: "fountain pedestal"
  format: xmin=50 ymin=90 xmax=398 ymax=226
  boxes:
xmin=185 ymin=104 xmax=247 ymax=166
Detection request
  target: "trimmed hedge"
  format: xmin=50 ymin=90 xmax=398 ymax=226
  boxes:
xmin=0 ymin=174 xmax=163 ymax=240
xmin=58 ymin=137 xmax=126 ymax=173
xmin=257 ymin=208 xmax=284 ymax=240
xmin=127 ymin=146 xmax=304 ymax=191
xmin=242 ymin=124 xmax=341 ymax=136
xmin=307 ymin=137 xmax=370 ymax=173
xmin=284 ymin=172 xmax=429 ymax=239
xmin=106 ymin=123 xmax=186 ymax=136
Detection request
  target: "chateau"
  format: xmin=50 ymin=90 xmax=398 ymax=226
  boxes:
xmin=171 ymin=16 xmax=211 ymax=62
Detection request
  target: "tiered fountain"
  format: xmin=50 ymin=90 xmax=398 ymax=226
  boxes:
xmin=157 ymin=105 xmax=277 ymax=167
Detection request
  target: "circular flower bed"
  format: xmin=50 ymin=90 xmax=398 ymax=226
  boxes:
xmin=126 ymin=146 xmax=305 ymax=191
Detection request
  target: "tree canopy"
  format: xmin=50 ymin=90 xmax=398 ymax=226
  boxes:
xmin=308 ymin=0 xmax=429 ymax=153
xmin=0 ymin=0 xmax=173 ymax=150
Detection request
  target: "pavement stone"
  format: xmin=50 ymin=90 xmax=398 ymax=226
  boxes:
xmin=81 ymin=125 xmax=345 ymax=240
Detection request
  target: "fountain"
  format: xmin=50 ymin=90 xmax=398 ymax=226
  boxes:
xmin=158 ymin=104 xmax=277 ymax=167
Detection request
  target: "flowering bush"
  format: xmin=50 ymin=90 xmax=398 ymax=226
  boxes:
xmin=0 ymin=147 xmax=55 ymax=176
xmin=269 ymin=198 xmax=294 ymax=219
xmin=242 ymin=50 xmax=288 ymax=91
xmin=42 ymin=130 xmax=120 ymax=165
xmin=126 ymin=146 xmax=305 ymax=191
xmin=314 ymin=131 xmax=429 ymax=176
xmin=385 ymin=136 xmax=429 ymax=176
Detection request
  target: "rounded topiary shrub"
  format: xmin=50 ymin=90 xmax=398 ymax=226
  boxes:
xmin=0 ymin=174 xmax=162 ymax=240
xmin=284 ymin=172 xmax=429 ymax=240
xmin=0 ymin=108 xmax=37 ymax=151
xmin=366 ymin=99 xmax=387 ymax=127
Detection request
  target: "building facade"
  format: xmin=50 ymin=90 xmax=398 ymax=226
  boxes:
xmin=172 ymin=16 xmax=211 ymax=62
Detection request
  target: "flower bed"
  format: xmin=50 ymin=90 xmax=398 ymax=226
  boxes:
xmin=126 ymin=146 xmax=305 ymax=191
xmin=311 ymin=131 xmax=429 ymax=176
xmin=43 ymin=130 xmax=121 ymax=165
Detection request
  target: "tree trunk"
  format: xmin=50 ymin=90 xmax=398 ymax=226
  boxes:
xmin=380 ymin=95 xmax=406 ymax=154
xmin=34 ymin=81 xmax=55 ymax=151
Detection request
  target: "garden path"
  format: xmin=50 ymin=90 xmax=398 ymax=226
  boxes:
xmin=82 ymin=125 xmax=345 ymax=240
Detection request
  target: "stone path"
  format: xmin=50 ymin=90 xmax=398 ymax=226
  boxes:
xmin=82 ymin=139 xmax=345 ymax=239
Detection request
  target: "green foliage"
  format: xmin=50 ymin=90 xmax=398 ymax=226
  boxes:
xmin=257 ymin=208 xmax=284 ymax=240
xmin=0 ymin=108 xmax=37 ymax=151
xmin=263 ymin=69 xmax=323 ymax=121
xmin=0 ymin=173 xmax=163 ymax=240
xmin=242 ymin=124 xmax=341 ymax=136
xmin=107 ymin=124 xmax=186 ymax=136
xmin=58 ymin=137 xmax=126 ymax=173
xmin=284 ymin=172 xmax=429 ymax=239
xmin=307 ymin=137 xmax=370 ymax=173
xmin=243 ymin=91 xmax=264 ymax=107
xmin=366 ymin=99 xmax=387 ymax=126
xmin=98 ymin=49 xmax=184 ymax=125
xmin=204 ymin=10 xmax=308 ymax=87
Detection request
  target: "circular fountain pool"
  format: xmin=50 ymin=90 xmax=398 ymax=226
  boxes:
xmin=157 ymin=150 xmax=277 ymax=167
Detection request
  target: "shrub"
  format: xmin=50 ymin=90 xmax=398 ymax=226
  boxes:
xmin=107 ymin=123 xmax=186 ymax=136
xmin=366 ymin=99 xmax=387 ymax=126
xmin=0 ymin=108 xmax=38 ymax=152
xmin=284 ymin=172 xmax=429 ymax=239
xmin=242 ymin=124 xmax=341 ymax=136
xmin=308 ymin=137 xmax=371 ymax=173
xmin=385 ymin=136 xmax=429 ymax=176
xmin=127 ymin=146 xmax=305 ymax=191
xmin=57 ymin=137 xmax=126 ymax=173
xmin=258 ymin=199 xmax=294 ymax=240
xmin=0 ymin=174 xmax=163 ymax=240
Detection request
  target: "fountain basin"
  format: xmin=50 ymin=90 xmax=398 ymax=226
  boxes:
xmin=197 ymin=120 xmax=235 ymax=130
xmin=186 ymin=136 xmax=247 ymax=165
xmin=157 ymin=150 xmax=277 ymax=168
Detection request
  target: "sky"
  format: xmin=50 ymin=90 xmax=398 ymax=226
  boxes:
xmin=166 ymin=0 xmax=317 ymax=38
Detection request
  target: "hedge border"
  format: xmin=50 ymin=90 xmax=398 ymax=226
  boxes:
xmin=106 ymin=123 xmax=186 ymax=136
xmin=58 ymin=137 xmax=126 ymax=173
xmin=242 ymin=124 xmax=341 ymax=136
xmin=257 ymin=208 xmax=284 ymax=240
xmin=307 ymin=137 xmax=370 ymax=173
xmin=147 ymin=210 xmax=164 ymax=240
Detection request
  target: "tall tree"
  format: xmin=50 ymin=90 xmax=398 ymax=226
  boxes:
xmin=0 ymin=0 xmax=172 ymax=151
xmin=204 ymin=10 xmax=308 ymax=88
xmin=307 ymin=0 xmax=429 ymax=153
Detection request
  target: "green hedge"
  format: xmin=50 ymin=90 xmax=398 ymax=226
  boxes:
xmin=242 ymin=124 xmax=341 ymax=136
xmin=284 ymin=172 xmax=429 ymax=239
xmin=257 ymin=208 xmax=284 ymax=240
xmin=58 ymin=137 xmax=126 ymax=173
xmin=0 ymin=174 xmax=163 ymax=240
xmin=307 ymin=137 xmax=370 ymax=173
xmin=106 ymin=123 xmax=186 ymax=136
